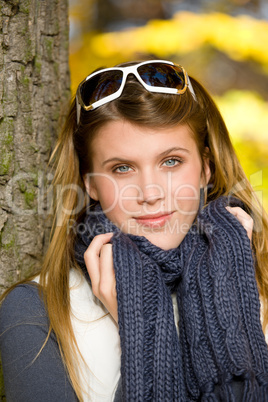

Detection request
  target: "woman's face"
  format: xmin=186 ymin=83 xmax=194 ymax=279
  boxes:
xmin=84 ymin=120 xmax=210 ymax=250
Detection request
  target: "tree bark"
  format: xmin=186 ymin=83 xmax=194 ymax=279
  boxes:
xmin=0 ymin=0 xmax=69 ymax=396
xmin=0 ymin=0 xmax=70 ymax=287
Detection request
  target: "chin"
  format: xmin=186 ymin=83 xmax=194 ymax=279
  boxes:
xmin=144 ymin=234 xmax=182 ymax=250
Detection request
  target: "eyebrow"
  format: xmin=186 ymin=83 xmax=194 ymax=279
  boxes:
xmin=101 ymin=147 xmax=190 ymax=166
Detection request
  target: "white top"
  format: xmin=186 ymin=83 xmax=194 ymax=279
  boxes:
xmin=68 ymin=269 xmax=121 ymax=401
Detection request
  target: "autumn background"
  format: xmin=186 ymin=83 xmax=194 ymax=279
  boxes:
xmin=0 ymin=0 xmax=267 ymax=398
xmin=69 ymin=0 xmax=268 ymax=212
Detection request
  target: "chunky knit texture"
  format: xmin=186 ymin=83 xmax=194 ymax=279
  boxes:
xmin=75 ymin=196 xmax=268 ymax=401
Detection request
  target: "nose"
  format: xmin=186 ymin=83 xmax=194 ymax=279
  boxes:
xmin=137 ymin=174 xmax=165 ymax=205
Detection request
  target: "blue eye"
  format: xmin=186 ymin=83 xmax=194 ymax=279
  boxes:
xmin=115 ymin=165 xmax=132 ymax=173
xmin=163 ymin=158 xmax=179 ymax=167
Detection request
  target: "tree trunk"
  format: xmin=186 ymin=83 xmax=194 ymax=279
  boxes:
xmin=0 ymin=0 xmax=69 ymax=397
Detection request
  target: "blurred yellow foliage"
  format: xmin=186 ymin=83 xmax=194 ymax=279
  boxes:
xmin=217 ymin=91 xmax=268 ymax=143
xmin=216 ymin=91 xmax=268 ymax=211
xmin=70 ymin=11 xmax=268 ymax=93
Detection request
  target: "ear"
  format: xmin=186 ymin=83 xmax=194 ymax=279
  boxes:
xmin=201 ymin=147 xmax=211 ymax=187
xmin=83 ymin=173 xmax=99 ymax=201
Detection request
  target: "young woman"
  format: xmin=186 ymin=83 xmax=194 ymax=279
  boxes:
xmin=1 ymin=59 xmax=268 ymax=401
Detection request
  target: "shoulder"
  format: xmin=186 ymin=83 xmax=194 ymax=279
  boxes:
xmin=0 ymin=283 xmax=79 ymax=401
xmin=0 ymin=282 xmax=48 ymax=332
xmin=0 ymin=270 xmax=106 ymax=331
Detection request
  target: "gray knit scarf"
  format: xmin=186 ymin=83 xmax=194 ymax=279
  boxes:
xmin=75 ymin=196 xmax=268 ymax=401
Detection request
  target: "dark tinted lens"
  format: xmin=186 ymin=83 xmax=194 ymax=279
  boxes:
xmin=137 ymin=63 xmax=185 ymax=90
xmin=80 ymin=70 xmax=123 ymax=107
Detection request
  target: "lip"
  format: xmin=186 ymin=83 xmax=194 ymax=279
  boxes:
xmin=134 ymin=212 xmax=174 ymax=228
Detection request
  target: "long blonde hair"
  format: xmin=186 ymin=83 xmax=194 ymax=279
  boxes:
xmin=2 ymin=62 xmax=268 ymax=400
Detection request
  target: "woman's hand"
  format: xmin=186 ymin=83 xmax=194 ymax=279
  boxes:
xmin=226 ymin=206 xmax=253 ymax=243
xmin=84 ymin=232 xmax=118 ymax=323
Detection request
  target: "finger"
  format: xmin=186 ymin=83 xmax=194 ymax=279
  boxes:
xmin=226 ymin=206 xmax=253 ymax=229
xmin=99 ymin=244 xmax=116 ymax=295
xmin=226 ymin=206 xmax=253 ymax=241
xmin=84 ymin=232 xmax=113 ymax=290
xmin=99 ymin=243 xmax=118 ymax=322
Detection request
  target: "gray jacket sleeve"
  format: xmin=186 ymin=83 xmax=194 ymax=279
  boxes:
xmin=0 ymin=283 xmax=78 ymax=402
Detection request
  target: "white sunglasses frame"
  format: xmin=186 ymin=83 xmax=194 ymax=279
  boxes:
xmin=76 ymin=59 xmax=197 ymax=124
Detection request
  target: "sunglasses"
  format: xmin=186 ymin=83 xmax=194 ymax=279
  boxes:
xmin=76 ymin=60 xmax=197 ymax=124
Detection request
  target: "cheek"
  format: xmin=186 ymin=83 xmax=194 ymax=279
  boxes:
xmin=93 ymin=177 xmax=119 ymax=210
xmin=171 ymin=169 xmax=202 ymax=213
xmin=94 ymin=178 xmax=140 ymax=217
xmin=174 ymin=186 xmax=200 ymax=214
